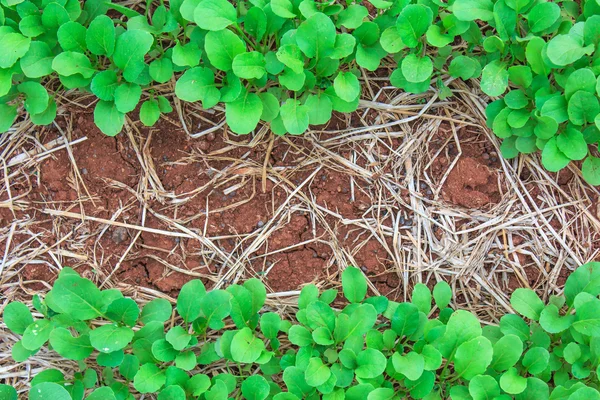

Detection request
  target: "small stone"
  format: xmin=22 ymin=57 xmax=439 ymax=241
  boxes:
xmin=360 ymin=266 xmax=368 ymax=272
xmin=206 ymin=132 xmax=216 ymax=141
xmin=162 ymin=155 xmax=168 ymax=161
xmin=426 ymin=189 xmax=433 ymax=195
xmin=111 ymin=227 xmax=128 ymax=244
xmin=81 ymin=168 xmax=88 ymax=175
xmin=399 ymin=215 xmax=405 ymax=225
xmin=321 ymin=175 xmax=327 ymax=181
xmin=198 ymin=141 xmax=210 ymax=151
xmin=491 ymin=157 xmax=498 ymax=162
xmin=420 ymin=182 xmax=427 ymax=189
xmin=482 ymin=153 xmax=490 ymax=160
xmin=257 ymin=220 xmax=265 ymax=228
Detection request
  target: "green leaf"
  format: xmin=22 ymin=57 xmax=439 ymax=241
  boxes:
xmin=114 ymin=83 xmax=142 ymax=114
xmin=19 ymin=41 xmax=54 ymax=79
xmin=134 ymin=363 xmax=166 ymax=393
xmin=0 ymin=385 xmax=17 ymax=400
xmin=276 ymin=45 xmax=304 ymax=74
xmin=547 ymin=34 xmax=595 ymax=66
xmin=231 ymin=327 xmax=265 ymax=363
xmin=242 ymin=375 xmax=270 ymax=400
xmin=565 ymin=263 xmax=600 ymax=305
xmin=541 ymin=137 xmax=570 ymax=172
xmin=52 ymin=51 xmax=95 ymax=78
xmin=330 ymin=33 xmax=357 ymax=59
xmin=225 ymin=91 xmax=262 ymax=135
xmin=392 ymin=351 xmax=424 ymax=380
xmin=426 ymin=25 xmax=453 ymax=47
xmin=454 ymin=336 xmax=493 ymax=379
xmin=260 ymin=312 xmax=281 ymax=339
xmin=342 ymin=266 xmax=367 ymax=303
xmin=539 ymin=304 xmax=574 ymax=333
xmin=380 ymin=26 xmax=405 ymax=53
xmin=140 ymin=298 xmax=172 ymax=325
xmin=94 ymin=100 xmax=125 ymax=136
xmin=436 ymin=310 xmax=482 ymax=357
xmin=3 ymin=302 xmax=34 ymax=334
xmin=28 ymin=382 xmax=71 ymax=400
xmin=51 ymin=274 xmax=103 ymax=319
xmin=288 ymin=325 xmax=314 ymax=346
xmin=166 ymin=326 xmax=191 ymax=351
xmin=453 ymin=0 xmax=494 ymax=21
xmin=175 ymin=350 xmax=196 ymax=371
xmin=87 ymin=387 xmax=116 ymax=400
xmin=305 ymin=93 xmax=332 ymax=125
xmin=0 ymin=31 xmax=31 ymax=68
xmin=86 ymin=15 xmax=116 ymax=56
xmin=557 ymin=127 xmax=588 ymax=160
xmin=175 ymin=67 xmax=220 ymax=108
xmin=158 ymin=385 xmax=186 ymax=400
xmin=481 ymin=60 xmax=508 ymax=96
xmin=573 ymin=300 xmax=600 ymax=336
xmin=176 ymin=279 xmax=206 ymax=322
xmin=337 ymin=5 xmax=367 ymax=29
xmin=90 ymin=324 xmax=134 ymax=353
xmin=565 ymin=68 xmax=597 ymax=100
xmin=205 ymin=29 xmax=245 ymax=72
xmin=568 ymin=91 xmax=599 ymax=126
xmin=540 ymin=95 xmax=568 ymax=124
xmin=194 ymin=0 xmax=237 ymax=30
xmin=186 ymin=374 xmax=211 ymax=396
xmin=412 ymin=283 xmax=432 ymax=314
xmin=305 ymin=357 xmax=330 ymax=387
xmin=91 ymin=70 xmax=119 ymax=101
xmin=500 ymin=367 xmax=527 ymax=394
xmin=469 ymin=375 xmax=500 ymax=400
xmin=296 ymin=12 xmax=336 ymax=58
xmin=271 ymin=0 xmax=295 ymax=18
xmin=139 ymin=100 xmax=161 ymax=126
xmin=279 ymin=98 xmax=309 ymax=135
xmin=510 ymin=288 xmax=544 ymax=320
xmin=491 ymin=334 xmax=523 ymax=371
xmin=49 ymin=328 xmax=93 ymax=360
xmin=22 ymin=319 xmax=53 ymax=350
xmin=401 ymin=54 xmax=433 ymax=83
xmin=119 ymin=354 xmax=140 ymax=380
xmin=583 ymin=156 xmax=600 ymax=185
xmin=259 ymin=92 xmax=280 ymax=122
xmin=113 ymin=30 xmax=154 ymax=82
xmin=355 ymin=348 xmax=386 ymax=379
xmin=433 ymin=281 xmax=452 ymax=309
xmin=200 ymin=289 xmax=232 ymax=329
xmin=172 ymin=41 xmax=202 ymax=67
xmin=106 ymin=298 xmax=139 ymax=326
xmin=232 ymin=51 xmax=266 ymax=79
xmin=396 ymin=5 xmax=433 ymax=48
xmin=245 ymin=7 xmax=267 ymax=41
xmin=149 ymin=58 xmax=173 ymax=84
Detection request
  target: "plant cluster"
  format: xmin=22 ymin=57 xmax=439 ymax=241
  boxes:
xmin=3 ymin=263 xmax=600 ymax=399
xmin=1 ymin=0 xmax=600 ymax=181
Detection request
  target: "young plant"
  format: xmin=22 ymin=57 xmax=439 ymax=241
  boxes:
xmin=3 ymin=263 xmax=600 ymax=399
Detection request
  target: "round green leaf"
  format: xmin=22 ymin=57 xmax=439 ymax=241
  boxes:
xmin=454 ymin=336 xmax=493 ymax=379
xmin=90 ymin=324 xmax=134 ymax=353
xmin=541 ymin=137 xmax=570 ymax=172
xmin=305 ymin=357 xmax=331 ymax=387
xmin=527 ymin=2 xmax=560 ymax=32
xmin=158 ymin=385 xmax=186 ymax=400
xmin=134 ymin=363 xmax=166 ymax=393
xmin=396 ymin=5 xmax=433 ymax=48
xmin=510 ymin=288 xmax=544 ymax=320
xmin=279 ymin=98 xmax=309 ymax=135
xmin=28 ymin=382 xmax=71 ymax=400
xmin=392 ymin=351 xmax=424 ymax=380
xmin=225 ymin=91 xmax=263 ymax=134
xmin=94 ymin=100 xmax=125 ymax=136
xmin=175 ymin=67 xmax=220 ymax=108
xmin=241 ymin=375 xmax=270 ymax=400
xmin=583 ymin=156 xmax=600 ymax=185
xmin=194 ymin=0 xmax=237 ymax=31
xmin=114 ymin=83 xmax=142 ymax=114
xmin=86 ymin=15 xmax=116 ymax=57
xmin=469 ymin=375 xmax=500 ymax=400
xmin=139 ymin=100 xmax=161 ymax=126
xmin=296 ymin=12 xmax=336 ymax=58
xmin=49 ymin=328 xmax=93 ymax=360
xmin=490 ymin=334 xmax=523 ymax=372
xmin=20 ymin=41 xmax=54 ymax=78
xmin=230 ymin=327 xmax=265 ymax=363
xmin=0 ymin=31 xmax=31 ymax=69
xmin=481 ymin=60 xmax=508 ymax=97
xmin=333 ymin=71 xmax=360 ymax=102
xmin=342 ymin=267 xmax=367 ymax=303
xmin=91 ymin=70 xmax=119 ymax=101
xmin=3 ymin=302 xmax=34 ymax=335
xmin=205 ymin=29 xmax=245 ymax=72
xmin=232 ymin=51 xmax=266 ymax=80
xmin=568 ymin=91 xmax=599 ymax=126
xmin=556 ymin=127 xmax=588 ymax=161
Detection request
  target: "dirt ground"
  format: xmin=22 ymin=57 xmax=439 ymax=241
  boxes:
xmin=2 ymin=85 xmax=600 ymax=321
